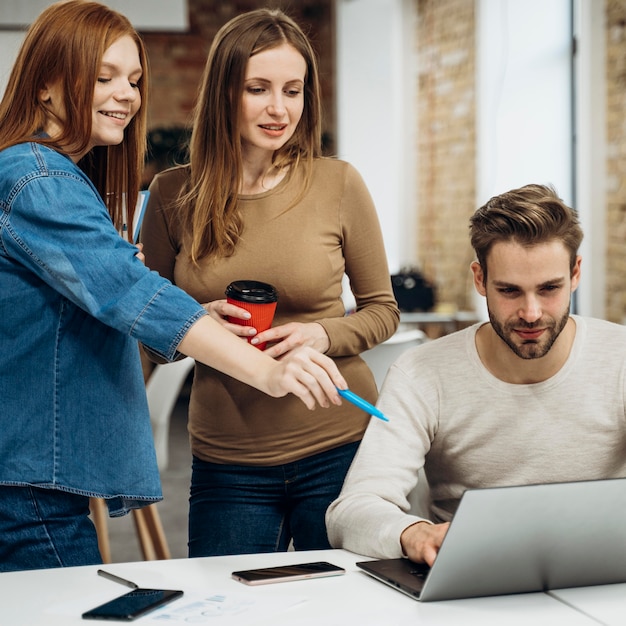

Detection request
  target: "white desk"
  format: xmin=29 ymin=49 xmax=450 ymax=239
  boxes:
xmin=549 ymin=584 xmax=626 ymax=626
xmin=0 ymin=549 xmax=615 ymax=625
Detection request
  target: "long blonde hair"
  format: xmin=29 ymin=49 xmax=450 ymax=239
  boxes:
xmin=0 ymin=0 xmax=148 ymax=236
xmin=182 ymin=8 xmax=322 ymax=263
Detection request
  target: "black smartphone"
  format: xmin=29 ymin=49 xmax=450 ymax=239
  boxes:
xmin=231 ymin=561 xmax=346 ymax=586
xmin=82 ymin=588 xmax=183 ymax=621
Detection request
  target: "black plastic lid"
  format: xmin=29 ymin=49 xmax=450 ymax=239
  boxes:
xmin=225 ymin=280 xmax=278 ymax=304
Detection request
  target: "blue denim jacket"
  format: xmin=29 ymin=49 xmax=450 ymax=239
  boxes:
xmin=0 ymin=142 xmax=206 ymax=515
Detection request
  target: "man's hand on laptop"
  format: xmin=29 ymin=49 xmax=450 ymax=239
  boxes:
xmin=400 ymin=521 xmax=450 ymax=567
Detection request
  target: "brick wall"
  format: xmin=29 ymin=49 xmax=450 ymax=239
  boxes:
xmin=141 ymin=0 xmax=626 ymax=319
xmin=141 ymin=0 xmax=335 ymax=153
xmin=414 ymin=0 xmax=626 ymax=319
xmin=415 ymin=0 xmax=476 ymax=311
xmin=605 ymin=0 xmax=626 ymax=323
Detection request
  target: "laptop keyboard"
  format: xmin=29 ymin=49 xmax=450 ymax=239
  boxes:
xmin=409 ymin=564 xmax=430 ymax=580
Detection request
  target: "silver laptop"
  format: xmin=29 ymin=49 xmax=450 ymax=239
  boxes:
xmin=357 ymin=477 xmax=626 ymax=602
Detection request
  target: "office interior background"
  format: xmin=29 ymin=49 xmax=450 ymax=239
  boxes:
xmin=0 ymin=0 xmax=625 ymax=323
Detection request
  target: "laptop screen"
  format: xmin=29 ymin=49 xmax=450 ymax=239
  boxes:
xmin=358 ymin=478 xmax=626 ymax=601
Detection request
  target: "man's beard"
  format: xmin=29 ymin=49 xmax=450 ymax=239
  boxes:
xmin=488 ymin=304 xmax=570 ymax=360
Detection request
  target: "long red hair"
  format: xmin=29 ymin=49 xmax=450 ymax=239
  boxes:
xmin=0 ymin=0 xmax=149 ymax=237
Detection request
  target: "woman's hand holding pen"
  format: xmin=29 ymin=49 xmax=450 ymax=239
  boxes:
xmin=178 ymin=315 xmax=345 ymax=410
xmin=262 ymin=345 xmax=343 ymax=410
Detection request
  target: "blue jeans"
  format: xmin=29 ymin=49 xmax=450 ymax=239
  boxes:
xmin=188 ymin=441 xmax=360 ymax=557
xmin=0 ymin=485 xmax=102 ymax=572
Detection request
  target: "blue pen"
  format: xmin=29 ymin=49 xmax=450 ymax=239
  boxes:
xmin=337 ymin=388 xmax=389 ymax=422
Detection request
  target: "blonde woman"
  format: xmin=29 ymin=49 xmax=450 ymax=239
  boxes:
xmin=141 ymin=9 xmax=399 ymax=557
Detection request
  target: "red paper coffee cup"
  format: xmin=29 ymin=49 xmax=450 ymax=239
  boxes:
xmin=225 ymin=280 xmax=278 ymax=350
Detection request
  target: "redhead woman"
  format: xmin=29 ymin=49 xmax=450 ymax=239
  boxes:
xmin=0 ymin=0 xmax=345 ymax=572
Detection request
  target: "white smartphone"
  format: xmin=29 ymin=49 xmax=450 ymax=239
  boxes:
xmin=231 ymin=561 xmax=346 ymax=585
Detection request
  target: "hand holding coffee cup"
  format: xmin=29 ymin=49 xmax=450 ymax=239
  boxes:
xmin=225 ymin=280 xmax=278 ymax=350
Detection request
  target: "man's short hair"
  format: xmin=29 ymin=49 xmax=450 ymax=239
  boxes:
xmin=469 ymin=184 xmax=583 ymax=283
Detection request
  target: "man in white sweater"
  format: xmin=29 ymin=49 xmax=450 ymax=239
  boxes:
xmin=326 ymin=183 xmax=626 ymax=566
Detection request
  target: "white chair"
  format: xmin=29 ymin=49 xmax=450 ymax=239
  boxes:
xmin=408 ymin=468 xmax=432 ymax=519
xmin=146 ymin=356 xmax=195 ymax=471
xmin=361 ymin=328 xmax=432 ymax=519
xmin=360 ymin=328 xmax=427 ymax=390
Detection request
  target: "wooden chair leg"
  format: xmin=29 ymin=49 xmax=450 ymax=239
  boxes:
xmin=132 ymin=504 xmax=171 ymax=561
xmin=89 ymin=497 xmax=112 ymax=564
xmin=91 ymin=498 xmax=171 ymax=563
